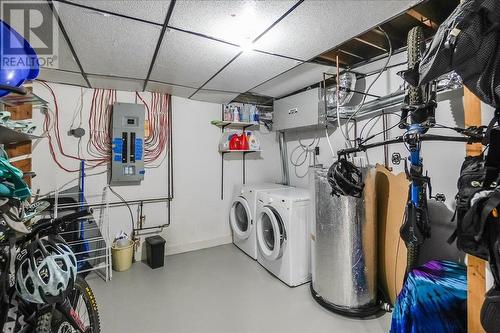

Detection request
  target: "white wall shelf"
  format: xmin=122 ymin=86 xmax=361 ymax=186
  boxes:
xmin=218 ymin=105 xmax=262 ymax=200
xmin=212 ymin=120 xmax=259 ymax=130
xmin=0 ymin=124 xmax=42 ymax=144
xmin=219 ymin=150 xmax=262 ymax=153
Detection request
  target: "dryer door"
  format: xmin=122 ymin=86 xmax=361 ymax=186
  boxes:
xmin=230 ymin=196 xmax=252 ymax=239
xmin=257 ymin=205 xmax=286 ymax=261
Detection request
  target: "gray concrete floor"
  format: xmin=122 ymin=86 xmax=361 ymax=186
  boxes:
xmin=87 ymin=244 xmax=391 ymax=333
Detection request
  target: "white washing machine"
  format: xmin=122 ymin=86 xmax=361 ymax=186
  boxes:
xmin=230 ymin=183 xmax=289 ymax=260
xmin=256 ymin=188 xmax=311 ymax=287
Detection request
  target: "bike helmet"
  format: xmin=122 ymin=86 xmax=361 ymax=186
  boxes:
xmin=327 ymin=158 xmax=364 ymax=198
xmin=16 ymin=235 xmax=77 ymax=304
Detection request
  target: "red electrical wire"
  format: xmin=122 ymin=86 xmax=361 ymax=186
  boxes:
xmin=40 ymin=82 xmax=169 ymax=172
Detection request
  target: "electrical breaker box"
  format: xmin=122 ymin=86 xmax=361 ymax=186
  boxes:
xmin=110 ymin=103 xmax=145 ymax=185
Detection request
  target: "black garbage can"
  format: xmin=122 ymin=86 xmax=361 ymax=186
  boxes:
xmin=145 ymin=236 xmax=166 ymax=269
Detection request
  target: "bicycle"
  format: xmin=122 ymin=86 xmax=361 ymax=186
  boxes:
xmin=334 ymin=26 xmax=485 ymax=274
xmin=0 ymin=152 xmax=101 ymax=333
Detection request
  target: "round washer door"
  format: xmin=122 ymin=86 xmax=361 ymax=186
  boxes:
xmin=230 ymin=196 xmax=252 ymax=239
xmin=257 ymin=206 xmax=286 ymax=260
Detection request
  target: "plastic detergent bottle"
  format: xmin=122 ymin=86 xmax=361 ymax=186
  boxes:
xmin=253 ymin=109 xmax=260 ymax=123
xmin=232 ymin=106 xmax=240 ymax=122
xmin=224 ymin=105 xmax=232 ymax=121
xmin=247 ymin=132 xmax=260 ymax=150
xmin=219 ymin=132 xmax=231 ymax=151
xmin=229 ymin=134 xmax=241 ymax=150
xmin=240 ymin=132 xmax=249 ymax=150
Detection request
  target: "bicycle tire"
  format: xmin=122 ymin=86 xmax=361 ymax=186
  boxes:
xmin=35 ymin=276 xmax=100 ymax=333
xmin=407 ymin=26 xmax=426 ymax=106
xmin=405 ymin=26 xmax=426 ymax=273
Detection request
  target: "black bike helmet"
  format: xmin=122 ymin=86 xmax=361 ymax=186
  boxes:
xmin=327 ymin=159 xmax=364 ymax=198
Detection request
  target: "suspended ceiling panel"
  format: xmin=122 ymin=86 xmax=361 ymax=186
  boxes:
xmin=64 ymin=0 xmax=172 ymax=24
xmin=146 ymin=81 xmax=197 ymax=98
xmin=190 ymin=90 xmax=239 ymax=104
xmin=87 ymin=75 xmax=144 ymax=92
xmin=169 ymin=0 xmax=298 ymax=46
xmin=251 ymin=62 xmax=336 ymax=98
xmin=150 ymin=29 xmax=240 ymax=88
xmin=205 ymin=51 xmax=299 ymax=93
xmin=52 ymin=33 xmax=81 ymax=72
xmin=4 ymin=1 xmax=80 ymax=72
xmin=37 ymin=68 xmax=88 ymax=87
xmin=252 ymin=0 xmax=421 ymax=61
xmin=54 ymin=3 xmax=161 ymax=79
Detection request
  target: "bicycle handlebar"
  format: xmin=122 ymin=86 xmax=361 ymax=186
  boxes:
xmin=338 ymin=133 xmax=483 ymax=157
xmin=20 ymin=208 xmax=93 ymax=244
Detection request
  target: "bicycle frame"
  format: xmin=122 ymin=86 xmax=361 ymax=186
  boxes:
xmin=408 ymin=124 xmax=424 ymax=208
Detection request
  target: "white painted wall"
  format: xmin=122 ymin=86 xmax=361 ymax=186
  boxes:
xmin=31 ymin=83 xmax=281 ymax=257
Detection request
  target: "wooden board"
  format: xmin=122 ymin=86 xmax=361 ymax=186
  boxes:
xmin=3 ymin=90 xmax=33 ymax=190
xmin=11 ymin=158 xmax=32 ymax=188
xmin=464 ymin=86 xmax=486 ymax=333
xmin=375 ymin=164 xmax=410 ymax=304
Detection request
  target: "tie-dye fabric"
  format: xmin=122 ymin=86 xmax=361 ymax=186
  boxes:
xmin=391 ymin=260 xmax=467 ymax=333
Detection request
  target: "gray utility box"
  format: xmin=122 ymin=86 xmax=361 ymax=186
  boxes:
xmin=110 ymin=103 xmax=145 ymax=186
xmin=273 ymin=87 xmax=321 ymax=131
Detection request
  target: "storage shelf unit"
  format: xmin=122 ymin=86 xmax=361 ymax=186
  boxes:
xmin=0 ymin=90 xmax=48 ymax=108
xmin=0 ymin=124 xmax=42 ymax=145
xmin=217 ymin=105 xmax=261 ymax=200
xmin=219 ymin=150 xmax=262 ymax=153
xmin=212 ymin=120 xmax=258 ymax=130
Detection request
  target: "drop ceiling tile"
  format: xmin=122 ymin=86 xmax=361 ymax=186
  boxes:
xmin=55 ymin=2 xmax=161 ymax=79
xmin=150 ymin=29 xmax=240 ymax=88
xmin=88 ymin=75 xmax=144 ymax=92
xmin=52 ymin=33 xmax=81 ymax=72
xmin=251 ymin=62 xmax=336 ymax=98
xmin=204 ymin=51 xmax=299 ymax=93
xmin=190 ymin=89 xmax=239 ymax=104
xmin=37 ymin=68 xmax=88 ymax=87
xmin=169 ymin=0 xmax=298 ymax=46
xmin=253 ymin=0 xmax=421 ymax=60
xmin=1 ymin=1 xmax=79 ymax=72
xmin=146 ymin=81 xmax=197 ymax=98
xmin=65 ymin=0 xmax=171 ymax=24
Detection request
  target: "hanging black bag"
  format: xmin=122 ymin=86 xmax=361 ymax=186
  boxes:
xmin=402 ymin=0 xmax=500 ymax=107
xmin=450 ymin=115 xmax=500 ymax=332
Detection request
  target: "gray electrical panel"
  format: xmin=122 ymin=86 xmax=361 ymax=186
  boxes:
xmin=273 ymin=87 xmax=321 ymax=131
xmin=110 ymin=103 xmax=145 ymax=185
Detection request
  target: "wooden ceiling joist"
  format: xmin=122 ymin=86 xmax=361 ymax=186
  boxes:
xmin=354 ymin=37 xmax=388 ymax=52
xmin=311 ymin=0 xmax=458 ymax=70
xmin=407 ymin=9 xmax=439 ymax=30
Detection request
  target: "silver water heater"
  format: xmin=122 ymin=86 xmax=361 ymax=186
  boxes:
xmin=310 ymin=167 xmax=379 ymax=317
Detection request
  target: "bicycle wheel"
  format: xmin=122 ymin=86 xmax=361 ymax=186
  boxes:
xmin=405 ymin=26 xmax=426 ymax=274
xmin=407 ymin=26 xmax=426 ymax=106
xmin=36 ymin=276 xmax=100 ymax=333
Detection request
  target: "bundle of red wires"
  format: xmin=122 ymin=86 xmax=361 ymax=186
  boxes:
xmin=39 ymin=82 xmax=170 ymax=173
xmin=136 ymin=92 xmax=169 ymax=164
